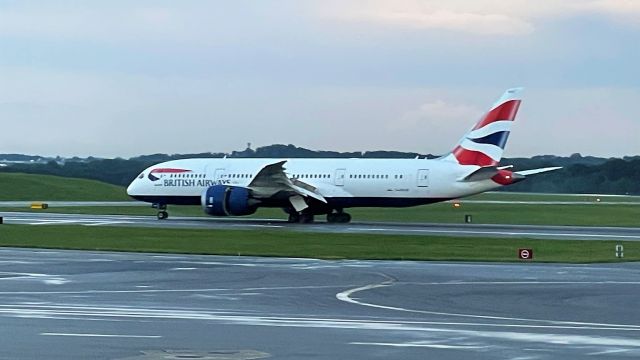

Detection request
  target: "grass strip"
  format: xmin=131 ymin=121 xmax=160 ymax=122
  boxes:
xmin=0 ymin=224 xmax=637 ymax=263
xmin=0 ymin=173 xmax=130 ymax=201
xmin=3 ymin=201 xmax=640 ymax=227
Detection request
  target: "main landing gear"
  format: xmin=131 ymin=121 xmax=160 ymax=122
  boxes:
xmin=153 ymin=203 xmax=169 ymax=220
xmin=326 ymin=210 xmax=351 ymax=224
xmin=287 ymin=212 xmax=315 ymax=224
xmin=287 ymin=210 xmax=351 ymax=224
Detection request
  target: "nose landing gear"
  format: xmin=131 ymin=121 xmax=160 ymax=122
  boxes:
xmin=153 ymin=203 xmax=169 ymax=220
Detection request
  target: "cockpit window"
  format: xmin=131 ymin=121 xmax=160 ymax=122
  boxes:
xmin=137 ymin=173 xmax=144 ymax=179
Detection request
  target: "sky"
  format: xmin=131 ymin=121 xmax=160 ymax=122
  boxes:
xmin=0 ymin=0 xmax=638 ymax=158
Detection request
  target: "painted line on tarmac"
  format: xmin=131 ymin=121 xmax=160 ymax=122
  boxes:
xmin=3 ymin=303 xmax=638 ymax=335
xmin=350 ymin=342 xmax=489 ymax=349
xmin=84 ymin=221 xmax=134 ymax=226
xmin=336 ymin=279 xmax=640 ymax=330
xmin=41 ymin=332 xmax=161 ymax=338
xmin=347 ymin=227 xmax=640 ymax=240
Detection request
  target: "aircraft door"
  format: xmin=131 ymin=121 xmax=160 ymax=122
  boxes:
xmin=334 ymin=168 xmax=346 ymax=186
xmin=206 ymin=166 xmax=226 ymax=183
xmin=417 ymin=169 xmax=429 ymax=187
xmin=214 ymin=168 xmax=226 ymax=182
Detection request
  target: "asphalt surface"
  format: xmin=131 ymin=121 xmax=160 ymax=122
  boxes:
xmin=0 ymin=201 xmax=143 ymax=207
xmin=0 ymin=248 xmax=638 ymax=359
xmin=2 ymin=211 xmax=640 ymax=241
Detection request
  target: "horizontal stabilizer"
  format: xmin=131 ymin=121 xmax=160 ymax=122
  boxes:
xmin=459 ymin=166 xmax=499 ymax=182
xmin=515 ymin=167 xmax=562 ymax=176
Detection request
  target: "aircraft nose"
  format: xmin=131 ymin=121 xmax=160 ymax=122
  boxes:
xmin=126 ymin=180 xmax=139 ymax=196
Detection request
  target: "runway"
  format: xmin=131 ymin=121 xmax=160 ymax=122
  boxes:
xmin=2 ymin=211 xmax=640 ymax=241
xmin=0 ymin=248 xmax=638 ymax=359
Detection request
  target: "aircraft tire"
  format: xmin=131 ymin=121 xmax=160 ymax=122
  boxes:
xmin=300 ymin=214 xmax=314 ymax=224
xmin=327 ymin=212 xmax=351 ymax=223
xmin=288 ymin=212 xmax=300 ymax=223
xmin=157 ymin=211 xmax=169 ymax=220
xmin=326 ymin=213 xmax=338 ymax=223
xmin=338 ymin=213 xmax=351 ymax=223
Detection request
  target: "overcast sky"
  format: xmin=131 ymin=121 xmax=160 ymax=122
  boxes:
xmin=0 ymin=0 xmax=638 ymax=158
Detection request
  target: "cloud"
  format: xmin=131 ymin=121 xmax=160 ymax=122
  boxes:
xmin=383 ymin=99 xmax=481 ymax=154
xmin=320 ymin=1 xmax=536 ymax=36
xmin=0 ymin=2 xmax=281 ymax=47
xmin=321 ymin=0 xmax=640 ymax=36
xmin=395 ymin=99 xmax=480 ymax=129
xmin=342 ymin=9 xmax=534 ymax=36
xmin=578 ymin=0 xmax=640 ymax=26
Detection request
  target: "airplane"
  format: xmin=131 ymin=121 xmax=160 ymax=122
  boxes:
xmin=127 ymin=88 xmax=560 ymax=223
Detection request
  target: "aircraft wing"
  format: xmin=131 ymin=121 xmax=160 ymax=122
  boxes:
xmin=248 ymin=160 xmax=327 ymax=205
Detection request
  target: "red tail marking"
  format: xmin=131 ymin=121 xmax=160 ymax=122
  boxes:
xmin=472 ymin=100 xmax=521 ymax=130
xmin=453 ymin=146 xmax=497 ymax=167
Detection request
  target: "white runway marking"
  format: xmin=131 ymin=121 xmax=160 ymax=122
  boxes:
xmin=351 ymin=341 xmax=488 ymax=350
xmin=336 ymin=279 xmax=640 ymax=330
xmin=240 ymin=224 xmax=284 ymax=229
xmin=348 ymin=227 xmax=640 ymax=240
xmin=0 ymin=284 xmax=360 ymax=295
xmin=85 ymin=221 xmax=134 ymax=226
xmin=30 ymin=220 xmax=82 ymax=225
xmin=0 ymin=303 xmax=637 ymax=332
xmin=40 ymin=332 xmax=161 ymax=338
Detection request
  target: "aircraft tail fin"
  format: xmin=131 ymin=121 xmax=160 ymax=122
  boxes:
xmin=443 ymin=88 xmax=523 ymax=167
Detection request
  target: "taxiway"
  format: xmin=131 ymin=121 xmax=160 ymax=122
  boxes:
xmin=2 ymin=211 xmax=640 ymax=241
xmin=0 ymin=248 xmax=638 ymax=359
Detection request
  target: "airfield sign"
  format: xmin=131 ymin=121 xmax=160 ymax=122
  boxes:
xmin=518 ymin=248 xmax=533 ymax=260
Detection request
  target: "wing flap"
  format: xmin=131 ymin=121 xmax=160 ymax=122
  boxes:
xmin=248 ymin=160 xmax=327 ymax=203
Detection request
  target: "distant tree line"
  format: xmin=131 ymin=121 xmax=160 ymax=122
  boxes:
xmin=1 ymin=145 xmax=639 ymax=195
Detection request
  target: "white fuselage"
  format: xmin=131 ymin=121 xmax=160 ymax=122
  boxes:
xmin=126 ymin=157 xmax=500 ymax=209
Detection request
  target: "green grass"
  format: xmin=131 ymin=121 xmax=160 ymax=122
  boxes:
xmin=470 ymin=192 xmax=640 ymax=202
xmin=0 ymin=173 xmax=129 ymax=201
xmin=0 ymin=224 xmax=637 ymax=263
xmin=3 ymin=201 xmax=639 ymax=227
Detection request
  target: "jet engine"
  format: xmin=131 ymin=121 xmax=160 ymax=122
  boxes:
xmin=201 ymin=185 xmax=257 ymax=216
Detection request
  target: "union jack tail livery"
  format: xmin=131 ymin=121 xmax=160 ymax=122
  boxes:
xmin=447 ymin=88 xmax=523 ymax=167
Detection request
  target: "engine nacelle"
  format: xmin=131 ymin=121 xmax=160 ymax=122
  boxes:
xmin=201 ymin=185 xmax=257 ymax=216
